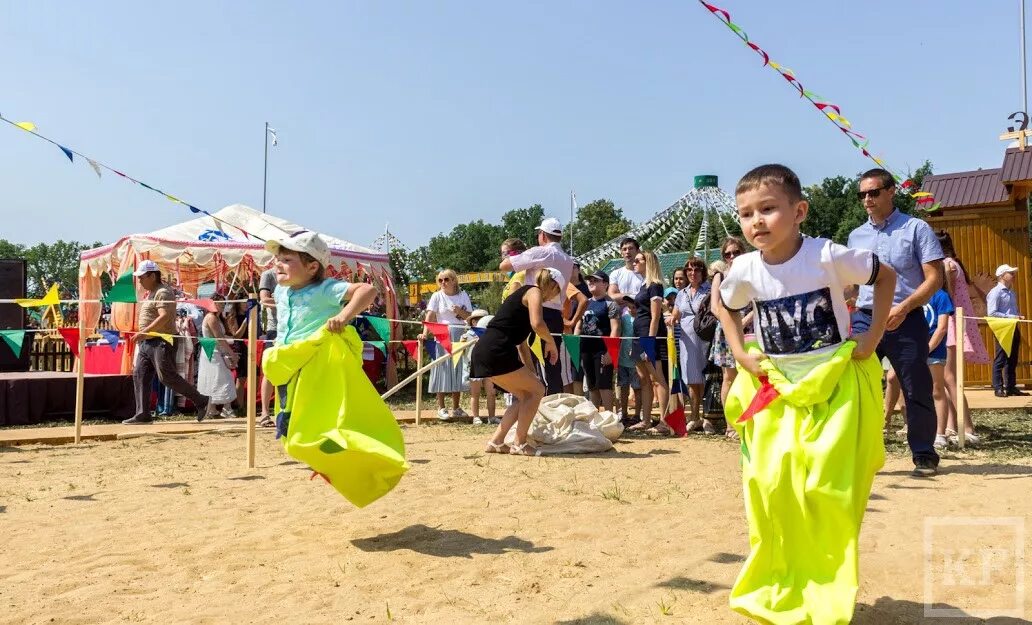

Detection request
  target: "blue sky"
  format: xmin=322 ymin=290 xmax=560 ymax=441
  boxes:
xmin=1 ymin=1 xmax=1024 ymax=250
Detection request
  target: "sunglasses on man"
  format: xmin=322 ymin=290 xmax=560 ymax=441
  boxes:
xmin=856 ymin=184 xmax=894 ymax=201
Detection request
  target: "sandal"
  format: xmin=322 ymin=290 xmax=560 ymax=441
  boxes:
xmin=685 ymin=419 xmax=703 ymax=433
xmin=626 ymin=421 xmax=652 ymax=432
xmin=647 ymin=423 xmax=674 ymax=436
xmin=484 ymin=441 xmax=510 ymax=454
xmin=258 ymin=416 xmax=275 ymax=428
xmin=509 ymin=442 xmax=540 ymax=456
xmin=702 ymin=419 xmax=717 ymax=435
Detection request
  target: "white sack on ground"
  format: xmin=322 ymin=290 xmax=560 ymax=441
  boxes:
xmin=504 ymin=393 xmax=623 ymax=455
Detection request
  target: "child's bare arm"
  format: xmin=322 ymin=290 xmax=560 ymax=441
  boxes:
xmin=853 ymin=264 xmax=896 ymax=360
xmin=715 ymin=301 xmax=765 ymax=378
xmin=327 ymin=283 xmax=377 ymax=333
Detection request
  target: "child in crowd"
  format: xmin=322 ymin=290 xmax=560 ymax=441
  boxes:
xmin=463 ymin=309 xmax=497 ymax=425
xmin=265 ymin=232 xmax=376 ymax=435
xmin=579 ymin=270 xmax=621 ymax=412
xmin=617 ymin=306 xmax=641 ymax=425
xmin=925 ymin=287 xmax=956 ymax=450
xmin=715 ymin=164 xmax=897 ymax=624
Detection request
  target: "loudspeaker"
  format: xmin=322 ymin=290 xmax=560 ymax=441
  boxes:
xmin=0 ymin=259 xmax=30 ymax=372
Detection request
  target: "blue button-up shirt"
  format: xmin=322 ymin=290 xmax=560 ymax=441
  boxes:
xmin=848 ymin=208 xmax=944 ymax=308
xmin=987 ymin=284 xmax=1020 ymax=318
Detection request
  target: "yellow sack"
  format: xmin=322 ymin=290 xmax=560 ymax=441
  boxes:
xmin=725 ymin=341 xmax=885 ymax=625
xmin=263 ymin=326 xmax=409 ymax=508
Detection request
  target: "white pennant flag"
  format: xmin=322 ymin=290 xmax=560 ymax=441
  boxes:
xmin=267 ymin=126 xmax=278 ymax=146
xmin=86 ymin=158 xmax=102 ymax=178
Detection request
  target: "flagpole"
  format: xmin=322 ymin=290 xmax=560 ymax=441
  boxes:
xmin=570 ymin=191 xmax=576 ymax=254
xmin=263 ymin=121 xmax=269 ymax=214
xmin=1023 ymin=0 xmax=1028 ymax=114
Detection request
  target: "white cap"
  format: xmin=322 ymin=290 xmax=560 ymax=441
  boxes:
xmin=469 ymin=308 xmax=489 ymax=321
xmin=265 ymin=231 xmax=331 ymax=268
xmin=535 ymin=217 xmax=563 ymax=237
xmin=132 ymin=259 xmax=161 ymax=276
xmin=476 ymin=314 xmax=494 ymax=329
xmin=996 ymin=264 xmax=1019 ymax=277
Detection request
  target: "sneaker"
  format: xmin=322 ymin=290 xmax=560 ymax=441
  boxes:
xmin=995 ymin=388 xmax=1008 ymax=398
xmin=488 ymin=417 xmax=501 ymax=425
xmin=1007 ymin=388 xmax=1029 ymax=397
xmin=933 ymin=434 xmax=948 ymax=450
xmin=194 ymin=397 xmax=210 ymax=422
xmin=912 ymin=459 xmax=938 ymax=477
xmin=452 ymin=408 xmax=468 ymax=418
xmin=948 ymin=432 xmax=980 ymax=446
xmin=122 ymin=415 xmax=154 ymax=425
xmin=472 ymin=417 xmax=484 ymax=425
xmin=437 ymin=409 xmax=451 ymax=421
xmin=221 ymin=406 xmax=236 ymax=419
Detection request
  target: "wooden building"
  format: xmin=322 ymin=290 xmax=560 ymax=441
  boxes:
xmin=922 ymin=147 xmax=1032 ymax=386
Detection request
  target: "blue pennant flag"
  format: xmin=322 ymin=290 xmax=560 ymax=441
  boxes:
xmin=99 ymin=329 xmax=121 ymax=352
xmin=640 ymin=336 xmax=657 ymax=363
xmin=59 ymin=145 xmax=73 ymax=162
xmin=187 ymin=204 xmax=202 ymax=214
xmin=471 ymin=327 xmax=486 ymax=338
xmin=425 ymin=337 xmax=438 ymax=359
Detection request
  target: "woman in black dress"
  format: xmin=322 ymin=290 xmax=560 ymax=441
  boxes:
xmin=627 ymin=250 xmax=671 ymax=434
xmin=470 ymin=269 xmax=562 ymax=456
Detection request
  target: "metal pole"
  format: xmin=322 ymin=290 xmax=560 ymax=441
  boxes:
xmin=1023 ymin=0 xmax=1028 ymax=114
xmin=262 ymin=122 xmax=269 ymax=214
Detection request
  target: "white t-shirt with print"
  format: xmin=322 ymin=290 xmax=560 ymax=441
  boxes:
xmin=719 ymin=236 xmax=877 ymax=381
xmin=427 ymin=290 xmax=473 ymax=327
xmin=609 ymin=266 xmax=644 ymax=298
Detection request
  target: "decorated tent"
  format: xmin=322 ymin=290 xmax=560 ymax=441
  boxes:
xmin=78 ymin=204 xmax=398 ymax=334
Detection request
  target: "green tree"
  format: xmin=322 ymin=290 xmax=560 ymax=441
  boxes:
xmin=0 ymin=239 xmax=104 ymax=298
xmin=499 ymin=204 xmax=545 ymax=244
xmin=412 ymin=220 xmax=506 ymax=277
xmin=564 ymin=199 xmax=633 ymax=256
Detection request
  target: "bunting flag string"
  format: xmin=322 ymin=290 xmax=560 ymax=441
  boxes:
xmin=0 ymin=330 xmax=26 ymax=356
xmin=562 ymin=334 xmax=581 ymax=367
xmin=0 ymin=113 xmax=289 ymax=241
xmin=601 ymin=337 xmax=622 ymax=370
xmin=697 ymin=1 xmax=939 ymax=212
xmin=57 ymin=328 xmax=81 ymax=358
xmin=198 ymin=336 xmax=217 ymax=361
xmin=450 ymin=341 xmax=469 ymax=366
xmin=986 ymin=317 xmax=1020 ymax=357
xmin=104 ymin=268 xmax=137 ymax=304
xmin=425 ymin=337 xmax=439 ymax=359
xmin=15 ymin=283 xmax=61 ymax=308
xmin=422 ymin=322 xmax=452 ymax=354
xmin=401 ymin=340 xmax=420 ymax=360
xmin=640 ymin=336 xmax=657 ymax=363
xmin=366 ymin=316 xmax=392 ymax=343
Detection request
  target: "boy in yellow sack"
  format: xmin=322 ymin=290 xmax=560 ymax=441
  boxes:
xmin=262 ymin=231 xmax=408 ymax=508
xmin=714 ymin=164 xmax=897 ymax=624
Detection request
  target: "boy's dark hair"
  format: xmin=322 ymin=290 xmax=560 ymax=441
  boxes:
xmin=502 ymin=238 xmax=527 ymax=254
xmin=859 ymin=168 xmax=896 ymax=190
xmin=620 ymin=237 xmax=640 ymax=249
xmin=736 ymin=164 xmax=803 ymax=203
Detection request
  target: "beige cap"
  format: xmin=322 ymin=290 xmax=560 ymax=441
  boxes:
xmin=265 ymin=231 xmax=331 ymax=268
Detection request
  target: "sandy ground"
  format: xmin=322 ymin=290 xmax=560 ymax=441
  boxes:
xmin=1 ymin=425 xmax=1031 ymax=625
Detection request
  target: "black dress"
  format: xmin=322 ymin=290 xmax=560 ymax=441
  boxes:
xmin=633 ymin=281 xmax=668 ymax=362
xmin=470 ymin=285 xmax=536 ymax=379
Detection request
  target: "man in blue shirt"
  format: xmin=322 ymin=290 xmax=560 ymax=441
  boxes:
xmin=987 ymin=264 xmax=1026 ymax=397
xmin=848 ymin=168 xmax=944 ymax=477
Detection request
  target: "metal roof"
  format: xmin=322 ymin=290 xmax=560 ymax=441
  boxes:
xmin=1001 ymin=147 xmax=1032 ymax=183
xmin=919 ymin=168 xmax=1009 ymax=209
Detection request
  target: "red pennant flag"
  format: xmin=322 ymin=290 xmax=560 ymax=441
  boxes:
xmin=736 ymin=376 xmax=780 ymax=423
xmin=183 ymin=298 xmax=218 ymax=313
xmin=601 ymin=337 xmax=622 ymax=370
xmin=401 ymin=340 xmax=419 ymax=360
xmin=58 ymin=328 xmax=81 ymax=358
xmin=422 ymin=322 xmax=452 ymax=354
xmin=663 ymin=404 xmax=688 ymax=437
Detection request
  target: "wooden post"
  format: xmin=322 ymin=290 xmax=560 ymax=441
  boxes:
xmin=415 ymin=336 xmax=424 ymax=426
xmin=246 ymin=295 xmax=258 ymax=468
xmin=956 ymin=307 xmax=966 ymax=449
xmin=73 ymin=299 xmax=86 ymax=444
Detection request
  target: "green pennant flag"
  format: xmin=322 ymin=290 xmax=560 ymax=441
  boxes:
xmin=198 ymin=336 xmax=217 ymax=361
xmin=0 ymin=330 xmax=26 ymax=356
xmin=562 ymin=334 xmax=581 ymax=366
xmin=366 ymin=316 xmax=391 ymax=343
xmin=368 ymin=340 xmax=387 ymax=356
xmin=104 ymin=268 xmax=137 ymax=304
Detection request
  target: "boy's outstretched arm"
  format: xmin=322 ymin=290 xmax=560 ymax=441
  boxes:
xmin=714 ymin=299 xmax=766 ymax=378
xmin=853 ymin=264 xmax=896 ymax=360
xmin=328 ymin=283 xmax=377 ymax=333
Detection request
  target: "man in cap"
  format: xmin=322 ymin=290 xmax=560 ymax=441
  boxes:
xmin=987 ymin=263 xmax=1026 ymax=397
xmin=499 ymin=216 xmax=575 ymax=394
xmin=123 ymin=260 xmax=209 ymax=424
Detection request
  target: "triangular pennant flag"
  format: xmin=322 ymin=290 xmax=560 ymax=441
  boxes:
xmin=528 ymin=335 xmax=544 ymax=364
xmin=401 ymin=340 xmax=419 ymax=361
xmin=198 ymin=336 xmax=217 ymax=361
xmin=187 ymin=204 xmax=202 ymax=214
xmin=451 ymin=341 xmax=468 ymax=366
xmin=562 ymin=334 xmax=581 ymax=367
xmin=425 ymin=337 xmax=438 ymax=359
xmin=86 ymin=158 xmax=102 ymax=178
xmin=0 ymin=330 xmax=26 ymax=357
xmin=369 ymin=340 xmax=387 ymax=356
xmin=737 ymin=376 xmax=781 ymax=423
xmin=602 ymin=337 xmax=621 ymax=369
xmin=423 ymin=322 xmax=452 ymax=354
xmin=663 ymin=405 xmax=688 ymax=437
xmin=242 ymin=298 xmax=258 ymax=321
xmin=104 ymin=268 xmax=137 ymax=304
xmin=99 ymin=329 xmax=120 ymax=352
xmin=58 ymin=145 xmax=73 ymax=162
xmin=57 ymin=328 xmax=81 ymax=358
xmin=987 ymin=317 xmax=1020 ymax=357
xmin=150 ymin=332 xmax=175 ymax=345
xmin=471 ymin=327 xmax=486 ymax=338
xmin=182 ymin=298 xmax=217 ymax=313
xmin=640 ymin=336 xmax=657 ymax=363
xmin=366 ymin=316 xmax=391 ymax=343
xmin=15 ymin=121 xmax=36 ymax=132
xmin=16 ymin=283 xmax=60 ymax=308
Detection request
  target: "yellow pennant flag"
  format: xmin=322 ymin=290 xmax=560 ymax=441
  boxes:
xmin=667 ymin=334 xmax=676 ymax=390
xmin=987 ymin=317 xmax=1020 ymax=356
xmin=15 ymin=283 xmax=60 ymax=308
xmin=451 ymin=341 xmax=468 ymax=367
xmin=149 ymin=332 xmax=175 ymax=345
xmin=528 ymin=335 xmax=544 ymax=364
xmin=15 ymin=121 xmax=37 ymax=132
